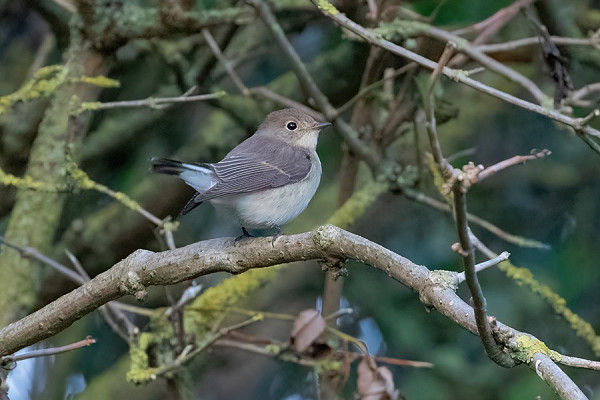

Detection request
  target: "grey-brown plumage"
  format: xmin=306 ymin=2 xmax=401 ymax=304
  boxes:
xmin=151 ymin=108 xmax=330 ymax=232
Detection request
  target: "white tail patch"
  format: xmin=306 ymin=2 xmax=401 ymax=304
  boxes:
xmin=179 ymin=163 xmax=218 ymax=192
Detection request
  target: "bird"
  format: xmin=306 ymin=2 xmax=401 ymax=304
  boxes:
xmin=151 ymin=108 xmax=331 ymax=237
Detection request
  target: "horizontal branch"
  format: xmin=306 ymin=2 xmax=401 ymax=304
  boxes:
xmin=0 ymin=225 xmax=589 ymax=399
xmin=475 ymin=36 xmax=600 ymax=53
xmin=0 ymin=336 xmax=95 ymax=367
xmin=79 ymin=91 xmax=226 ymax=112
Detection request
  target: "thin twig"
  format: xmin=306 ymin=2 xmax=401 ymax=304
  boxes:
xmin=423 ymin=37 xmax=515 ymax=367
xmin=82 ymin=91 xmax=226 ymax=111
xmin=250 ymin=0 xmax=380 ymax=170
xmin=0 ymin=236 xmax=135 ymax=341
xmin=558 ymin=355 xmax=600 ymax=371
xmin=155 ymin=316 xmax=261 ymax=376
xmin=0 ymin=337 xmax=95 ymax=367
xmin=64 ymin=249 xmax=91 ymax=280
xmin=424 ymin=25 xmax=546 ymax=104
xmin=310 ymin=1 xmax=600 ymax=153
xmin=111 ymin=302 xmax=157 ymax=317
xmin=424 ymin=41 xmax=456 ymax=177
xmin=0 ymin=236 xmax=85 ymax=285
xmin=452 ymin=0 xmax=535 ymax=36
xmin=476 ymin=149 xmax=552 ymax=182
xmin=336 ymin=64 xmax=417 ymax=116
xmin=25 ymin=34 xmax=56 ymax=81
xmin=248 ymin=87 xmax=324 ymax=120
xmin=475 ymin=36 xmax=600 ymax=53
xmin=449 ymin=0 xmax=536 ymax=67
xmin=165 ymin=282 xmax=203 ymax=317
xmin=567 ymin=82 xmax=600 ymax=107
xmin=66 ymin=248 xmax=137 ymax=339
xmin=453 ymin=185 xmax=516 ymax=367
xmin=402 ymin=188 xmax=551 ymax=249
xmin=201 ymin=28 xmax=250 ymax=95
xmin=455 ymin=251 xmax=510 ymax=283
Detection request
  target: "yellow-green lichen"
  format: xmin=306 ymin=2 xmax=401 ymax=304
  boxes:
xmin=327 ymin=179 xmax=388 ymax=229
xmin=127 ymin=317 xmax=173 ymax=384
xmin=512 ymin=335 xmax=561 ymax=364
xmin=0 ymin=168 xmax=58 ymax=191
xmin=428 ymin=270 xmax=459 ymax=291
xmin=185 ymin=267 xmax=281 ymax=336
xmin=68 ymin=166 xmax=147 ymax=213
xmin=313 ymin=359 xmax=343 ymax=374
xmin=371 ymin=20 xmax=429 ymax=41
xmin=0 ymin=65 xmax=66 ymax=115
xmin=313 ymin=0 xmax=339 ymax=15
xmin=78 ymin=101 xmax=103 ymax=112
xmin=499 ymin=260 xmax=600 ymax=356
xmin=78 ymin=74 xmax=121 ymax=88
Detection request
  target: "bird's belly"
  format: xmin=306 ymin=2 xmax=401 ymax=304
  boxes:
xmin=210 ymin=165 xmax=321 ymax=229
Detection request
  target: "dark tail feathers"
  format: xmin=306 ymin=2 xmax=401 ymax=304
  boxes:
xmin=150 ymin=158 xmax=186 ymax=176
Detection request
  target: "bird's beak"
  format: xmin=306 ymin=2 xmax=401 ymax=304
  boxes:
xmin=316 ymin=122 xmax=332 ymax=129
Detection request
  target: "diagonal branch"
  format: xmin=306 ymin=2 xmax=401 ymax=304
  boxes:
xmin=0 ymin=225 xmax=591 ymax=399
xmin=310 ymin=0 xmax=600 ymax=152
xmin=249 ymin=0 xmax=381 ymax=170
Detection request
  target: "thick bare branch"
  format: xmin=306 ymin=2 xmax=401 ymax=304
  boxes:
xmin=0 ymin=225 xmax=589 ymax=399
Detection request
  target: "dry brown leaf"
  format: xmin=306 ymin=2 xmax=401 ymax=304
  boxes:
xmin=357 ymin=356 xmax=398 ymax=400
xmin=290 ymin=308 xmax=326 ymax=353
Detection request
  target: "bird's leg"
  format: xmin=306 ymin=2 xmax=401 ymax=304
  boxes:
xmin=271 ymin=225 xmax=283 ymax=247
xmin=235 ymin=227 xmax=253 ymax=242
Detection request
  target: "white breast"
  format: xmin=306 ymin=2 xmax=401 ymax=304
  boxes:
xmin=210 ymin=153 xmax=322 ymax=229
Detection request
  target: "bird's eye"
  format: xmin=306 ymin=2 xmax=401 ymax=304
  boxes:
xmin=286 ymin=121 xmax=297 ymax=131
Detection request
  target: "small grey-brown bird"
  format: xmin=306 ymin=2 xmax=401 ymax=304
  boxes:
xmin=151 ymin=108 xmax=330 ymax=236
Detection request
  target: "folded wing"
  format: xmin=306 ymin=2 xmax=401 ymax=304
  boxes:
xmin=196 ymin=134 xmax=312 ymax=201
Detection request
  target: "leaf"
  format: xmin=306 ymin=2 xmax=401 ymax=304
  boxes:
xmin=357 ymin=356 xmax=399 ymax=400
xmin=290 ymin=309 xmax=326 ymax=353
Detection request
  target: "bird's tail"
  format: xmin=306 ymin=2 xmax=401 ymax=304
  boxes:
xmin=150 ymin=158 xmax=217 ymax=193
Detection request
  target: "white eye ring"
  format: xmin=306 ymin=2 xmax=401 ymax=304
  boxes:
xmin=286 ymin=121 xmax=298 ymax=131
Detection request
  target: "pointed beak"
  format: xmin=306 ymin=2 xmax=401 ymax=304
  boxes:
xmin=316 ymin=122 xmax=332 ymax=130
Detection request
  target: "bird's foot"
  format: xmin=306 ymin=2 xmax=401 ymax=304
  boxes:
xmin=235 ymin=227 xmax=254 ymax=243
xmin=271 ymin=226 xmax=283 ymax=247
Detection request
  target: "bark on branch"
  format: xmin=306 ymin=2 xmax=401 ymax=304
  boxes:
xmin=0 ymin=225 xmax=588 ymax=399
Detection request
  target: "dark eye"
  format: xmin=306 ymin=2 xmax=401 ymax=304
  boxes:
xmin=286 ymin=121 xmax=297 ymax=130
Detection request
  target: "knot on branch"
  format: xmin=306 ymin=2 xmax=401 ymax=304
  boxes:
xmin=319 ymin=256 xmax=348 ymax=280
xmin=419 ymin=270 xmax=458 ymax=306
xmin=313 ymin=224 xmax=341 ymax=252
xmin=119 ymin=271 xmax=148 ymax=302
xmin=457 ymin=162 xmax=485 ymax=192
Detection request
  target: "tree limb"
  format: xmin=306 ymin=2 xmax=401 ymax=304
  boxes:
xmin=0 ymin=225 xmax=590 ymax=399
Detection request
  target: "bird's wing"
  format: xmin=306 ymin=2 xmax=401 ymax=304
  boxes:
xmin=195 ymin=135 xmax=313 ymax=201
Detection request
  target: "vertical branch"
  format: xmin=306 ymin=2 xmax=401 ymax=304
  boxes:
xmin=424 ymin=42 xmax=516 ymax=367
xmin=453 ymin=187 xmax=514 ymax=367
xmin=0 ymin=38 xmax=109 ymax=327
xmin=424 ymin=42 xmax=455 ymax=177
